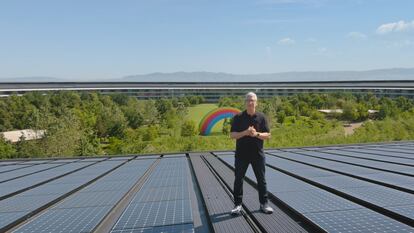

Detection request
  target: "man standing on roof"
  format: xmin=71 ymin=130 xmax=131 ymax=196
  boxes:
xmin=230 ymin=92 xmax=273 ymax=215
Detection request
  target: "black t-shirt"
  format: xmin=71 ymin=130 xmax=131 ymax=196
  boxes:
xmin=231 ymin=110 xmax=270 ymax=160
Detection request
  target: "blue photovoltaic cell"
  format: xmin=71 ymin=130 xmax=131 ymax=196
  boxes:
xmin=296 ymin=150 xmax=414 ymax=175
xmin=304 ymin=208 xmax=414 ymax=233
xmin=0 ymin=164 xmax=62 ymax=183
xmin=80 ymin=158 xmax=107 ymax=162
xmin=131 ymin=186 xmax=189 ymax=203
xmin=338 ymin=186 xmax=414 ymax=207
xmin=275 ymin=190 xmax=361 ymax=214
xmin=162 ymin=154 xmax=187 ymax=158
xmin=361 ymin=173 xmax=414 ymax=185
xmin=135 ymin=155 xmax=161 ymax=159
xmin=217 ymin=153 xmax=414 ymax=232
xmin=18 ymin=160 xmax=49 ymax=165
xmin=113 ymin=199 xmax=193 ymax=230
xmin=323 ymin=149 xmax=414 ymax=165
xmin=343 ymin=148 xmax=414 ymax=159
xmin=387 ymin=205 xmax=414 ymax=220
xmin=0 ymin=212 xmax=27 ymax=229
xmin=111 ymin=157 xmax=193 ymax=233
xmin=111 ymin=223 xmax=194 ymax=233
xmin=56 ymin=190 xmax=125 ymax=209
xmin=0 ymin=194 xmax=60 ymax=213
xmin=311 ymin=175 xmax=375 ymax=189
xmin=0 ymin=165 xmax=32 ymax=173
xmin=48 ymin=159 xmax=82 ymax=164
xmin=80 ymin=180 xmax=133 ymax=192
xmin=13 ymin=157 xmax=154 ymax=233
xmin=15 ymin=206 xmax=113 ymax=233
xmin=0 ymin=162 xmax=93 ymax=197
xmin=0 ymin=161 xmax=20 ymax=166
xmin=288 ymin=168 xmax=337 ymax=178
xmin=263 ymin=152 xmax=414 ymax=219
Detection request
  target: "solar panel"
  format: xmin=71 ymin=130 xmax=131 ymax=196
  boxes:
xmin=56 ymin=190 xmax=125 ymax=209
xmin=0 ymin=161 xmax=21 ymax=166
xmin=12 ymin=157 xmax=156 ymax=233
xmin=19 ymin=183 xmax=81 ymax=196
xmin=217 ymin=152 xmax=414 ymax=232
xmin=0 ymin=194 xmax=60 ymax=213
xmin=296 ymin=150 xmax=414 ymax=175
xmin=354 ymin=147 xmax=414 ymax=157
xmin=112 ymin=199 xmax=193 ymax=230
xmin=387 ymin=205 xmax=414 ymax=220
xmin=311 ymin=175 xmax=376 ymax=189
xmin=323 ymin=149 xmax=414 ymax=165
xmin=304 ymin=208 xmax=414 ymax=233
xmin=131 ymin=186 xmax=189 ymax=203
xmin=263 ymin=151 xmax=414 ymax=217
xmin=341 ymin=148 xmax=414 ymax=160
xmin=275 ymin=190 xmax=361 ymax=214
xmin=363 ymin=173 xmax=414 ymax=185
xmin=0 ymin=162 xmax=94 ymax=198
xmin=111 ymin=223 xmax=194 ymax=233
xmin=0 ymin=165 xmax=32 ymax=173
xmin=2 ymin=143 xmax=414 ymax=232
xmin=338 ymin=186 xmax=414 ymax=207
xmin=162 ymin=153 xmax=187 ymax=158
xmin=0 ymin=212 xmax=27 ymax=229
xmin=110 ymin=157 xmax=193 ymax=232
xmin=15 ymin=206 xmax=113 ymax=233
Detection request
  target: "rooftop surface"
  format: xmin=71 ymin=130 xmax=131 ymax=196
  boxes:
xmin=0 ymin=141 xmax=413 ymax=232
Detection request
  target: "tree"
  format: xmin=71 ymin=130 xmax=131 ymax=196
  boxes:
xmin=342 ymin=102 xmax=358 ymax=121
xmin=0 ymin=135 xmax=16 ymax=158
xmin=142 ymin=125 xmax=159 ymax=141
xmin=95 ymin=105 xmax=127 ymax=138
xmin=181 ymin=120 xmax=197 ymax=137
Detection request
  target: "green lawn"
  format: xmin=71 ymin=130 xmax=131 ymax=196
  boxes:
xmin=186 ymin=103 xmax=225 ymax=135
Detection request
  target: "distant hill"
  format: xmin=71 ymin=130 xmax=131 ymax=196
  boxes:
xmin=1 ymin=68 xmax=414 ymax=82
xmin=122 ymin=68 xmax=414 ymax=82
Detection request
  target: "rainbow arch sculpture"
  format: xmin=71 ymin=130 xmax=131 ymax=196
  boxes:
xmin=199 ymin=107 xmax=241 ymax=136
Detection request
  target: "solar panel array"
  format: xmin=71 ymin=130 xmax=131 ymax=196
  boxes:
xmin=0 ymin=142 xmax=413 ymax=232
xmin=110 ymin=156 xmax=193 ymax=233
xmin=216 ymin=142 xmax=414 ymax=232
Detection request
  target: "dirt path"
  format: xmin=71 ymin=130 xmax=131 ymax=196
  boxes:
xmin=344 ymin=122 xmax=364 ymax=136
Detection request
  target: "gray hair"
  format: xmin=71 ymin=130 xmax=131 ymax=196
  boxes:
xmin=245 ymin=92 xmax=257 ymax=100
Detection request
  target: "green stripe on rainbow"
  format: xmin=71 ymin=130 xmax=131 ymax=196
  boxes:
xmin=199 ymin=107 xmax=241 ymax=135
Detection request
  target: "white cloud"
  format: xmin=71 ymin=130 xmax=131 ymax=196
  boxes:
xmin=376 ymin=20 xmax=414 ymax=34
xmin=347 ymin=31 xmax=367 ymax=40
xmin=278 ymin=37 xmax=295 ymax=45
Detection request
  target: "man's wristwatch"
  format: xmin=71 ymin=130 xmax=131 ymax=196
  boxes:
xmin=256 ymin=133 xmax=260 ymax=137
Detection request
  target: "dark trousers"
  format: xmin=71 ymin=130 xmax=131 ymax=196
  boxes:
xmin=233 ymin=155 xmax=268 ymax=206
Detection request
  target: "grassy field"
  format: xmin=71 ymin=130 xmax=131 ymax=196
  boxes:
xmin=185 ymin=103 xmax=225 ymax=135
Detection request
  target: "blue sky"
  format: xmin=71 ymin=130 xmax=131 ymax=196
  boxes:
xmin=1 ymin=0 xmax=414 ymax=80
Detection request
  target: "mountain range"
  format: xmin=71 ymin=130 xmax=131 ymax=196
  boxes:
xmin=1 ymin=68 xmax=414 ymax=82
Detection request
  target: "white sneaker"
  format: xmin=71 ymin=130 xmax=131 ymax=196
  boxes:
xmin=231 ymin=205 xmax=242 ymax=215
xmin=260 ymin=203 xmax=274 ymax=214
